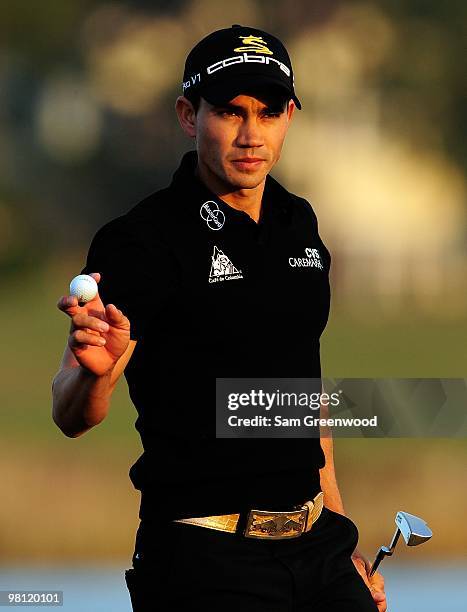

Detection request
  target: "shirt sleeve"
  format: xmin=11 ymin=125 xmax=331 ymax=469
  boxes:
xmin=80 ymin=215 xmax=158 ymax=341
xmin=298 ymin=197 xmax=332 ymax=273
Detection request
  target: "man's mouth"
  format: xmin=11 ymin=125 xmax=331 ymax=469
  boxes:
xmin=231 ymin=157 xmax=266 ymax=170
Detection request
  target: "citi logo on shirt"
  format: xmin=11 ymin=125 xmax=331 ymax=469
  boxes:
xmin=289 ymin=247 xmax=323 ymax=269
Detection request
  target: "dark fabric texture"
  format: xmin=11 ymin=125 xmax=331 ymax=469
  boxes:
xmin=124 ymin=507 xmax=378 ymax=611
xmin=80 ymin=150 xmax=332 ymax=521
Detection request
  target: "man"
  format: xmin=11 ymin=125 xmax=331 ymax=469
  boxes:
xmin=53 ymin=25 xmax=386 ymax=611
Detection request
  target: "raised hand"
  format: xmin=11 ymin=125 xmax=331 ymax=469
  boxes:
xmin=57 ymin=272 xmax=131 ymax=377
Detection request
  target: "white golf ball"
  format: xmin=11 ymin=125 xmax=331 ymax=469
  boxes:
xmin=69 ymin=274 xmax=98 ymax=303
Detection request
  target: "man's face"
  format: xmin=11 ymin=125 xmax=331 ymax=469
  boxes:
xmin=193 ymin=91 xmax=295 ymax=191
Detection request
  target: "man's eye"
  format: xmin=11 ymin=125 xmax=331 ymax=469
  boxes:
xmin=218 ymin=110 xmax=237 ymax=117
xmin=263 ymin=111 xmax=282 ymax=118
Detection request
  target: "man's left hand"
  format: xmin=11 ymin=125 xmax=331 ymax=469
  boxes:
xmin=351 ymin=548 xmax=387 ymax=611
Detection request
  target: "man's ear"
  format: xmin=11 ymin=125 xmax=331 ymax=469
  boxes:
xmin=287 ymin=99 xmax=296 ymax=123
xmin=175 ymin=96 xmax=196 ymax=138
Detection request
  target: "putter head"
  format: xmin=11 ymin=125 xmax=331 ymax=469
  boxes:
xmin=395 ymin=511 xmax=433 ymax=546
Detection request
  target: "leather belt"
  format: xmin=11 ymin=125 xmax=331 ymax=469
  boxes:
xmin=173 ymin=491 xmax=324 ymax=540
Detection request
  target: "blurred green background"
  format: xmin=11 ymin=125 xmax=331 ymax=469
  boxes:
xmin=1 ymin=0 xmax=466 ymax=568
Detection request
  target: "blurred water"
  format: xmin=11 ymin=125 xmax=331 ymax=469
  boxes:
xmin=381 ymin=563 xmax=467 ymax=610
xmin=0 ymin=562 xmax=466 ymax=611
xmin=0 ymin=566 xmax=130 ymax=612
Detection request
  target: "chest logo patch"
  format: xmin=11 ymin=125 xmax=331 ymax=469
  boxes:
xmin=289 ymin=247 xmax=323 ymax=270
xmin=200 ymin=200 xmax=225 ymax=231
xmin=209 ymin=246 xmax=243 ymax=283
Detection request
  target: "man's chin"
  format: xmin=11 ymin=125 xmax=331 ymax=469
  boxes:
xmin=227 ymin=168 xmax=269 ymax=190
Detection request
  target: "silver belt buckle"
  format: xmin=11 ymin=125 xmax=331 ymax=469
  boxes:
xmin=244 ymin=506 xmax=309 ymax=539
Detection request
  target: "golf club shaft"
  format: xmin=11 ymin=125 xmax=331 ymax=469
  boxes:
xmin=369 ymin=548 xmax=386 ymax=577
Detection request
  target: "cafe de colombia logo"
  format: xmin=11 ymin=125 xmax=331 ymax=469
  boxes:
xmin=209 ymin=246 xmax=243 ymax=283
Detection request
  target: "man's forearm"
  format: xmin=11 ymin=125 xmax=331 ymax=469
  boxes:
xmin=52 ymin=366 xmax=114 ymax=437
xmin=319 ymin=400 xmax=346 ymax=515
xmin=319 ymin=434 xmax=346 ymax=514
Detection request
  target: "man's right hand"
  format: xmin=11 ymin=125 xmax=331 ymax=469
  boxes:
xmin=56 ymin=272 xmax=131 ymax=377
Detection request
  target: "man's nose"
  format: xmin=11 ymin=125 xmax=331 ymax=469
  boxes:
xmin=235 ymin=117 xmax=264 ymax=148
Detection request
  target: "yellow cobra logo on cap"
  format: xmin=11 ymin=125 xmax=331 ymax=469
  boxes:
xmin=234 ymin=35 xmax=273 ymax=55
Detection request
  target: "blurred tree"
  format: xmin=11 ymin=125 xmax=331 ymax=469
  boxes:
xmin=0 ymin=0 xmax=464 ymax=261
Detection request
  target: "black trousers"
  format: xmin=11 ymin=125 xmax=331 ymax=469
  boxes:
xmin=124 ymin=507 xmax=378 ymax=611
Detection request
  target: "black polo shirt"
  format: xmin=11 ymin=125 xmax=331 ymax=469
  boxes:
xmin=80 ymin=150 xmax=331 ymax=522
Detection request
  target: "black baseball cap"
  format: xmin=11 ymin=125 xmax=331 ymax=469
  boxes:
xmin=182 ymin=24 xmax=302 ymax=110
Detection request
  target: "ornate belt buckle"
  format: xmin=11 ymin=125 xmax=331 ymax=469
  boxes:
xmin=244 ymin=507 xmax=309 ymax=539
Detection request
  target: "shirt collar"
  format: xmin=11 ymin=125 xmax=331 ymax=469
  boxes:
xmin=169 ymin=149 xmax=293 ymax=226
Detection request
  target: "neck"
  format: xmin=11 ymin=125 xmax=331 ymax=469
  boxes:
xmin=195 ymin=161 xmax=265 ymax=223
